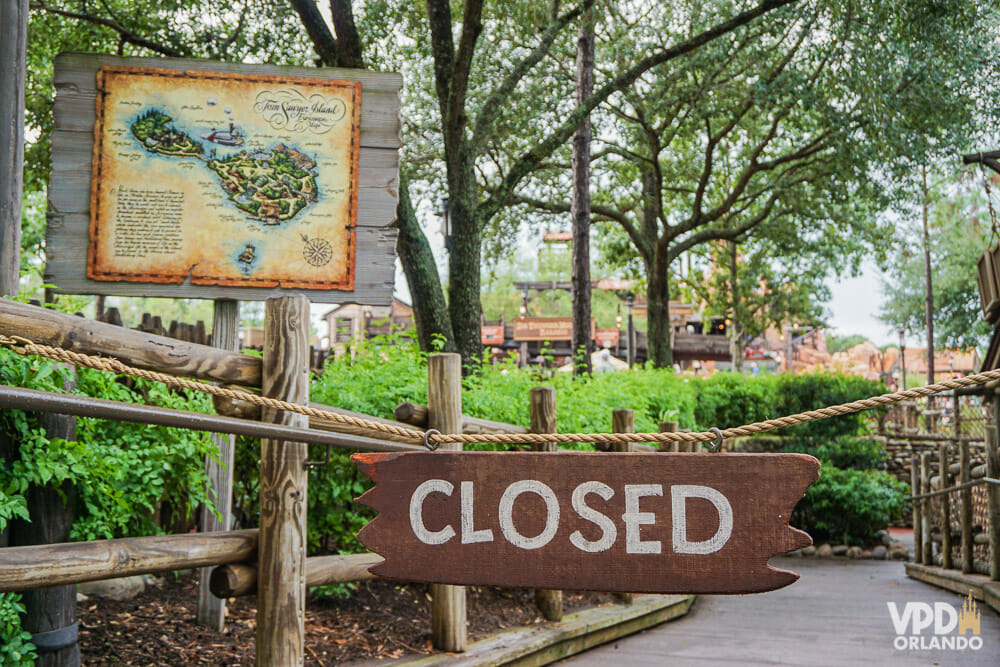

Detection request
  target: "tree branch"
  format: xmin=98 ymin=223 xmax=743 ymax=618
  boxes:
xmin=30 ymin=1 xmax=189 ymax=57
xmin=330 ymin=0 xmax=365 ymax=68
xmin=479 ymin=0 xmax=801 ymax=223
xmin=470 ymin=0 xmax=592 ymax=151
xmin=288 ymin=0 xmax=339 ymax=66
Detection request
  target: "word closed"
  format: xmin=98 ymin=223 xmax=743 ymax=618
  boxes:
xmin=354 ymin=452 xmax=819 ymax=594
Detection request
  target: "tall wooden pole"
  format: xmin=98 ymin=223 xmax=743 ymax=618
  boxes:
xmin=257 ymin=296 xmax=310 ymax=666
xmin=10 ymin=371 xmax=81 ymax=667
xmin=989 ymin=395 xmax=1000 ymax=581
xmin=920 ymin=452 xmax=932 ymax=566
xmin=911 ymin=455 xmax=922 ymax=564
xmin=198 ymin=299 xmax=240 ymax=630
xmin=611 ymin=408 xmax=634 ymax=603
xmin=960 ymin=440 xmax=973 ymax=574
xmin=529 ymin=386 xmax=562 ymax=621
xmin=0 ymin=0 xmax=28 ymax=296
xmin=570 ymin=7 xmax=594 ymax=375
xmin=938 ymin=444 xmax=952 ymax=569
xmin=428 ymin=353 xmax=466 ymax=651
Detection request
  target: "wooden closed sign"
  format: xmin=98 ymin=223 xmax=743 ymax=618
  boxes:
xmin=353 ymin=452 xmax=819 ymax=594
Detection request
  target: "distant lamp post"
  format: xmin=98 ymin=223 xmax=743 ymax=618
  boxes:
xmin=436 ymin=198 xmax=451 ymax=252
xmin=626 ymin=292 xmax=635 ymax=369
xmin=616 ymin=305 xmax=622 ymax=357
xmin=899 ymin=328 xmax=907 ymax=390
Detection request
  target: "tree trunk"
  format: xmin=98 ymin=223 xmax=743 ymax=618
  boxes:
xmin=729 ymin=240 xmax=744 ymax=372
xmin=394 ymin=173 xmax=455 ymax=352
xmin=646 ymin=251 xmax=673 ymax=368
xmin=447 ymin=162 xmax=484 ymax=370
xmin=571 ymin=8 xmax=595 ymax=375
xmin=0 ymin=0 xmax=27 ymax=297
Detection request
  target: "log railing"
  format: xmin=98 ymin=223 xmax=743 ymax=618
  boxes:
xmin=0 ymin=298 xmax=705 ymax=661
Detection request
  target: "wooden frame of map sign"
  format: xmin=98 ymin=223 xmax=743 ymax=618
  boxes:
xmin=46 ymin=53 xmax=401 ymax=305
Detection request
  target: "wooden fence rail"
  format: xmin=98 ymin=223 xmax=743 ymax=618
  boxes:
xmin=0 ymin=299 xmax=692 ymax=662
xmin=0 ymin=530 xmax=258 ymax=593
xmin=0 ymin=299 xmax=260 ymax=386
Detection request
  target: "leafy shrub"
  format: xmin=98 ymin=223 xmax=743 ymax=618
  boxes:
xmin=780 ymin=436 xmax=887 ymax=471
xmin=0 ymin=593 xmax=35 ymax=667
xmin=791 ymin=463 xmax=909 ymax=545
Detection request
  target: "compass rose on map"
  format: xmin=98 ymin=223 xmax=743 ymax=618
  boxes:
xmin=302 ymin=234 xmax=333 ymax=266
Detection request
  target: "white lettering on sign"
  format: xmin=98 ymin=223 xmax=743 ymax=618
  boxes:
xmin=407 ymin=479 xmax=735 ymax=554
xmin=410 ymin=479 xmax=455 ymax=545
xmin=671 ymin=485 xmax=733 ymax=555
xmin=569 ymin=481 xmax=616 ymax=553
xmin=461 ymin=481 xmax=493 ymax=544
xmin=499 ymin=480 xmax=560 ymax=550
xmin=624 ymin=484 xmax=663 ymax=554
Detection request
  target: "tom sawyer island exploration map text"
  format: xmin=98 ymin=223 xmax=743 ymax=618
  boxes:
xmin=88 ymin=67 xmax=360 ymax=289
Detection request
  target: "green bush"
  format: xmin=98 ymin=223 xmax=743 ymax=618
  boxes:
xmin=780 ymin=436 xmax=887 ymax=470
xmin=791 ymin=463 xmax=909 ymax=545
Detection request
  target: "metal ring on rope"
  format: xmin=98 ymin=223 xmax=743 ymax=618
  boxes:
xmin=708 ymin=427 xmax=724 ymax=453
xmin=423 ymin=428 xmax=441 ymax=451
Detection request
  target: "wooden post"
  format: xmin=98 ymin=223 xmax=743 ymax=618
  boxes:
xmin=9 ymin=370 xmax=80 ymax=666
xmin=428 ymin=353 xmax=466 ymax=652
xmin=912 ymin=455 xmax=922 ymax=564
xmin=989 ymin=395 xmax=1000 ymax=581
xmin=257 ymin=296 xmax=310 ymax=666
xmin=529 ymin=386 xmax=562 ymax=621
xmin=0 ymin=0 xmax=27 ymax=296
xmin=960 ymin=440 xmax=973 ymax=574
xmin=198 ymin=299 xmax=239 ymax=630
xmin=938 ymin=444 xmax=952 ymax=570
xmin=612 ymin=408 xmax=634 ymax=603
xmin=658 ymin=420 xmax=679 ymax=453
xmin=921 ymin=452 xmax=932 ymax=566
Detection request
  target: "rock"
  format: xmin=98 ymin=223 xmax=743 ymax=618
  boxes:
xmin=891 ymin=547 xmax=909 ymax=561
xmin=846 ymin=546 xmax=863 ymax=559
xmin=832 ymin=545 xmax=849 ymax=556
xmin=802 ymin=545 xmax=817 ymax=557
xmin=79 ymin=575 xmax=145 ymax=601
xmin=875 ymin=529 xmax=892 ymax=546
xmin=873 ymin=545 xmax=888 ymax=560
xmin=817 ymin=544 xmax=833 ymax=558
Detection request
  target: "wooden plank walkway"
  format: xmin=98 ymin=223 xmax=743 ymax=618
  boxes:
xmin=561 ymin=557 xmax=1000 ymax=665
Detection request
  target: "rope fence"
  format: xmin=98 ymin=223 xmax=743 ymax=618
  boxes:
xmin=5 ymin=333 xmax=1000 ymax=449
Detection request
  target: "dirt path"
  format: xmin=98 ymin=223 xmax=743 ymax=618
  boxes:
xmin=561 ymin=557 xmax=999 ymax=665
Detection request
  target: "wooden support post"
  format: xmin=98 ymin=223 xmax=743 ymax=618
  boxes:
xmin=954 ymin=393 xmax=962 ymax=438
xmin=198 ymin=299 xmax=239 ymax=630
xmin=912 ymin=455 xmax=922 ymax=564
xmin=960 ymin=440 xmax=973 ymax=574
xmin=9 ymin=368 xmax=80 ymax=666
xmin=658 ymin=420 xmax=679 ymax=452
xmin=428 ymin=353 xmax=466 ymax=652
xmin=938 ymin=444 xmax=952 ymax=570
xmin=921 ymin=452 xmax=932 ymax=566
xmin=257 ymin=296 xmax=310 ymax=666
xmin=0 ymin=0 xmax=27 ymax=297
xmin=529 ymin=387 xmax=562 ymax=621
xmin=989 ymin=397 xmax=1000 ymax=581
xmin=612 ymin=408 xmax=634 ymax=604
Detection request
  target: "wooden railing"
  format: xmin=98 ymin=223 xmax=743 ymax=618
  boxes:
xmin=1 ymin=297 xmax=679 ymax=663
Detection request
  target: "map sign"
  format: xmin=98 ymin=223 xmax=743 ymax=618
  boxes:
xmin=88 ymin=67 xmax=360 ymax=289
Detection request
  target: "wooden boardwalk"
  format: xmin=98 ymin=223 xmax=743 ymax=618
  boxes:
xmin=562 ymin=557 xmax=1000 ymax=665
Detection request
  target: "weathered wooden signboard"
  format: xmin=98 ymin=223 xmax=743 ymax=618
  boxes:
xmin=46 ymin=53 xmax=401 ymax=304
xmin=513 ymin=317 xmax=596 ymax=342
xmin=354 ymin=452 xmax=819 ymax=594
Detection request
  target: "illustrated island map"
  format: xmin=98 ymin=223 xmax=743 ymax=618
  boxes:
xmin=88 ymin=67 xmax=361 ymax=289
